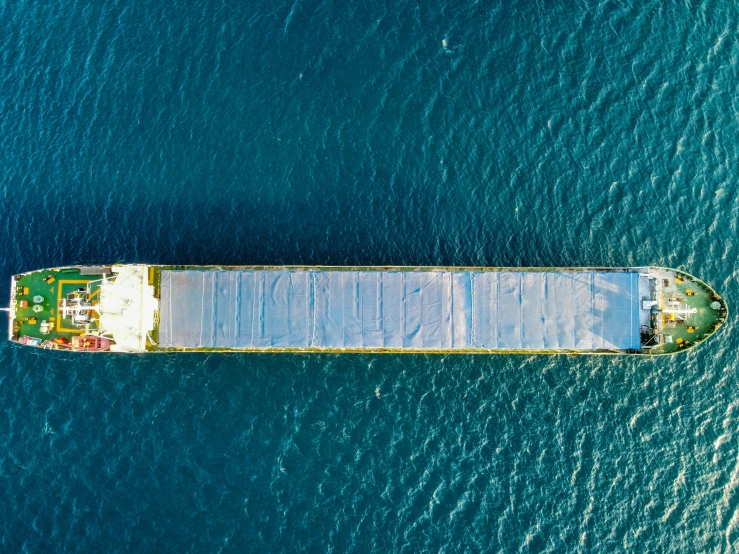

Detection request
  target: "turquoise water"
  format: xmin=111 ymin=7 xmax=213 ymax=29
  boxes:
xmin=1 ymin=0 xmax=738 ymax=551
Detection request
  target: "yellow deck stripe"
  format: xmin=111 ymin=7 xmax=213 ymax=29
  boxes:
xmin=56 ymin=280 xmax=91 ymax=333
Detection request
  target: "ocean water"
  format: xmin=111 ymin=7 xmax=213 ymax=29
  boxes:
xmin=0 ymin=0 xmax=738 ymax=551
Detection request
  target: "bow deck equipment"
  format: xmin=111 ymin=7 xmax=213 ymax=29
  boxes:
xmin=4 ymin=265 xmax=727 ymax=354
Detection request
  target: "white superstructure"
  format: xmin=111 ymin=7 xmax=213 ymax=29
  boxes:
xmin=98 ymin=265 xmax=158 ymax=352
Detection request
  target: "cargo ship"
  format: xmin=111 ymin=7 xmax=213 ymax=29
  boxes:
xmin=2 ymin=265 xmax=727 ymax=355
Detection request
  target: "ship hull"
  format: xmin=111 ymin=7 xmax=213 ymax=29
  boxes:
xmin=5 ymin=265 xmax=728 ymax=355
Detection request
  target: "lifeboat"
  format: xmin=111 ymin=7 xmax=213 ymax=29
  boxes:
xmin=70 ymin=335 xmax=111 ymax=352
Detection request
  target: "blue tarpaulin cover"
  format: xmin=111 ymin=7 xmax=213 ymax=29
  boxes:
xmin=158 ymin=270 xmax=641 ymax=350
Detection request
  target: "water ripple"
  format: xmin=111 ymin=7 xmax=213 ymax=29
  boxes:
xmin=1 ymin=0 xmax=739 ymax=551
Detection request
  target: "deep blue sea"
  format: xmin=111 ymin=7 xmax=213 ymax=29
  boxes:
xmin=1 ymin=0 xmax=738 ymax=551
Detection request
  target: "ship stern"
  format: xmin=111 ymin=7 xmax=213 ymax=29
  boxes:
xmin=7 ymin=274 xmax=17 ymax=342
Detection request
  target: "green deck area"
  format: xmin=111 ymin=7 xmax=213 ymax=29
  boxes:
xmin=649 ymin=271 xmax=727 ymax=354
xmin=11 ymin=268 xmax=105 ymax=346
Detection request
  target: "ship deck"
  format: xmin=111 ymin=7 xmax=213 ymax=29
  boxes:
xmin=8 ymin=265 xmax=155 ymax=351
xmin=10 ymin=268 xmax=106 ymax=346
xmin=645 ymin=268 xmax=726 ymax=354
xmin=5 ymin=265 xmax=727 ymax=355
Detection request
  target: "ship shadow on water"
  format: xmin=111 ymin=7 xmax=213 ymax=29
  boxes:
xmin=74 ymin=167 xmax=626 ymax=271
